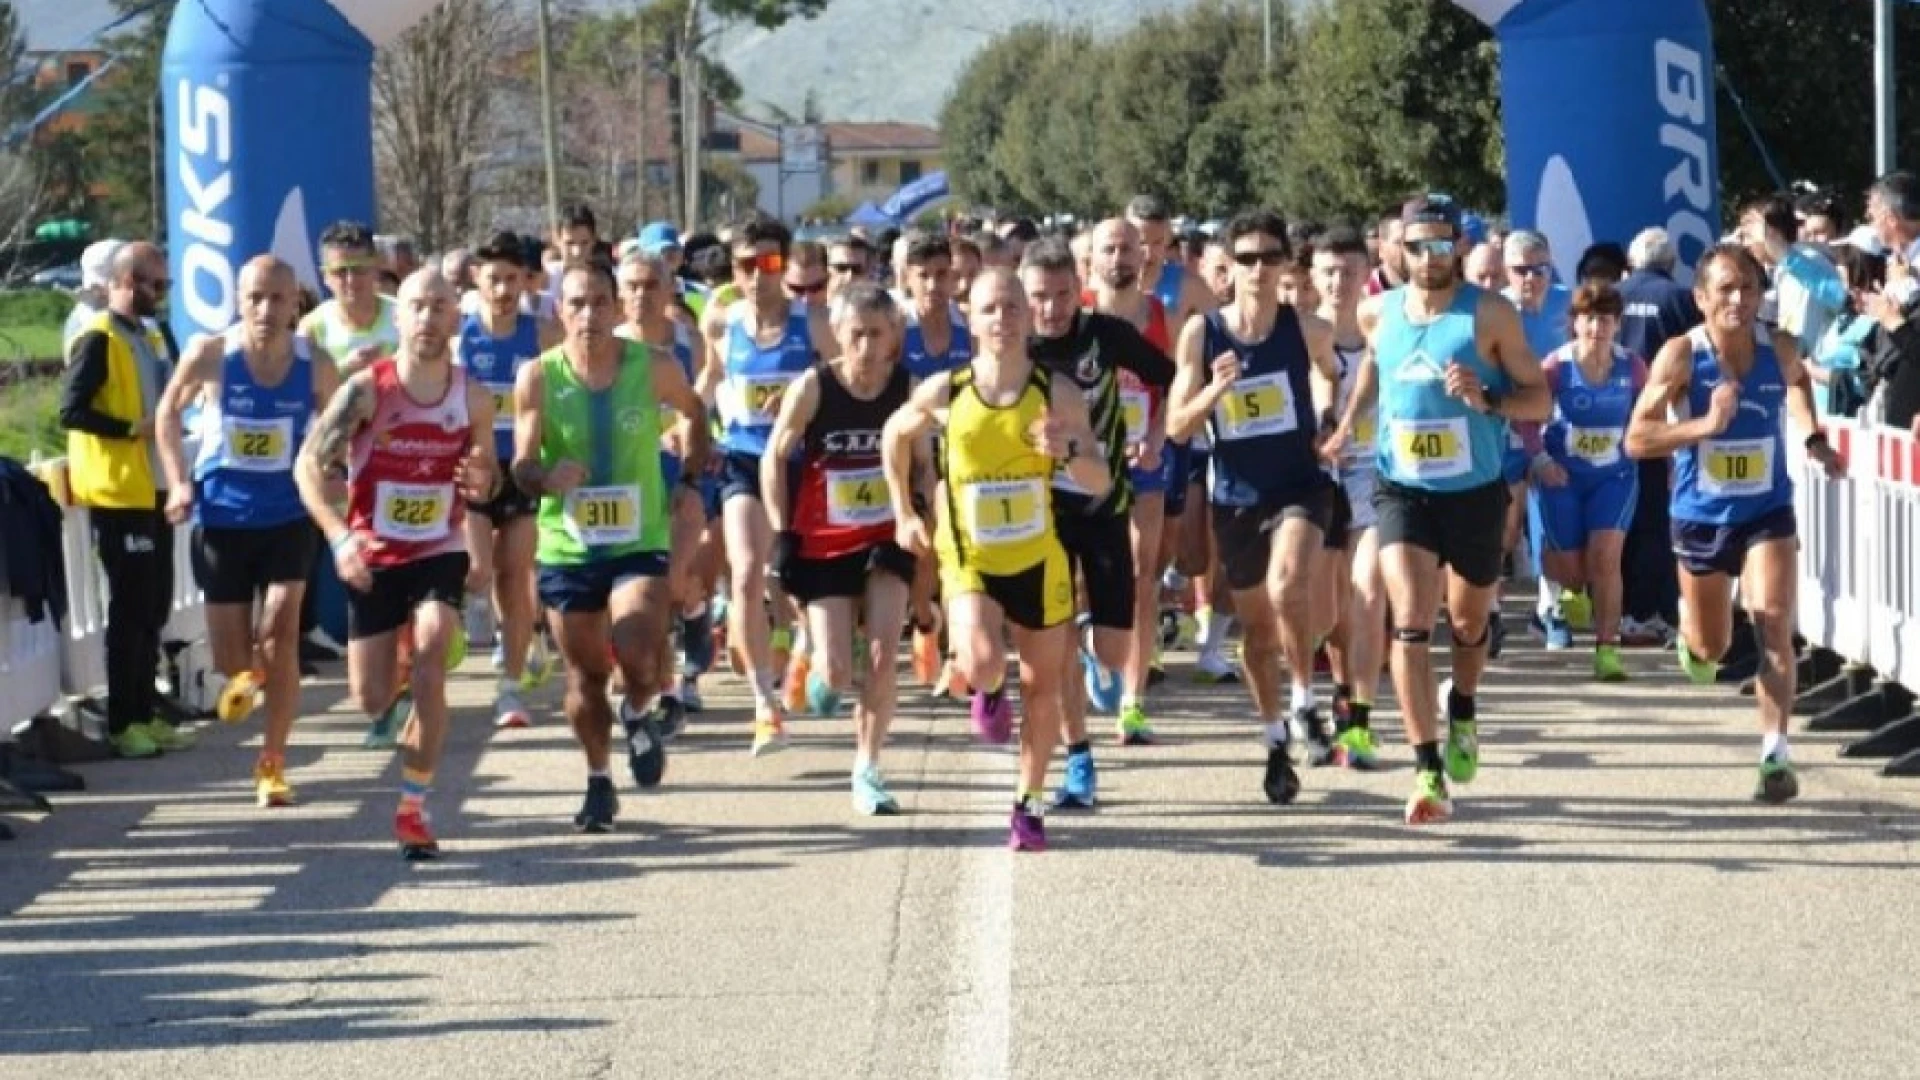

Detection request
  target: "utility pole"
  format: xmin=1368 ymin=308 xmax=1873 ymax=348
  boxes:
xmin=536 ymin=0 xmax=563 ymax=237
xmin=1874 ymin=0 xmax=1896 ymax=175
xmin=1262 ymin=0 xmax=1273 ymax=76
xmin=681 ymin=0 xmax=705 ymax=228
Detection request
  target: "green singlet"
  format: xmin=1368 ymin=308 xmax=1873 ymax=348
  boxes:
xmin=534 ymin=340 xmax=671 ymax=565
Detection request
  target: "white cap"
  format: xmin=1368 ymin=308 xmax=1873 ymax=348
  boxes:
xmin=1841 ymin=224 xmax=1887 ymax=256
xmin=80 ymin=239 xmax=124 ymax=289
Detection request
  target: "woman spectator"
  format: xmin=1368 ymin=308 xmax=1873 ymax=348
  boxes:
xmin=1807 ymin=243 xmax=1887 ymax=418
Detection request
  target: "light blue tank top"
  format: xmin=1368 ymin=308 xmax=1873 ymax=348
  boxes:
xmin=719 ymin=301 xmax=814 ymax=456
xmin=192 ymin=330 xmax=313 ymax=529
xmin=1671 ymin=327 xmax=1793 ymax=526
xmin=1374 ymin=284 xmax=1510 ymax=492
xmin=457 ymin=311 xmax=542 ymax=461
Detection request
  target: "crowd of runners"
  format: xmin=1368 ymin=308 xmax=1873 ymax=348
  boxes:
xmin=146 ymin=188 xmax=1847 ymax=858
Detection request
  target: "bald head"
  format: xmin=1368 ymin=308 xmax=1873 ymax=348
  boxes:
xmin=395 ymin=268 xmax=459 ymax=361
xmin=969 ymin=267 xmax=1030 ymax=356
xmin=236 ymin=255 xmax=299 ymax=340
xmin=239 ymin=255 xmax=296 ymax=294
xmin=1090 ymin=217 xmax=1142 ymax=290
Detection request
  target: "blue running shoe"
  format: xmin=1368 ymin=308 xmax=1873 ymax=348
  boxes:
xmin=1082 ymin=651 xmax=1123 ymax=716
xmin=1050 ymin=747 xmax=1097 ymax=810
xmin=806 ymin=672 xmax=842 ymax=717
xmin=1544 ymin=617 xmax=1574 ymax=651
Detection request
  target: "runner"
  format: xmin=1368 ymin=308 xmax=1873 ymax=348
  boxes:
xmin=1180 ymin=234 xmax=1237 ymax=683
xmin=764 ymin=283 xmax=916 ymax=814
xmin=511 ymin=262 xmax=710 ymax=832
xmin=295 ymin=269 xmax=497 ymax=859
xmin=1084 ymin=218 xmax=1176 ymax=744
xmin=1310 ymin=226 xmax=1387 ymax=768
xmin=1531 ymin=283 xmax=1647 ymax=682
xmin=457 ymin=232 xmax=560 ymax=729
xmin=1502 ymin=229 xmax=1575 ymax=651
xmin=616 ymin=252 xmax=718 ymax=719
xmin=1167 ymin=209 xmax=1339 ymax=802
xmin=881 ymin=267 xmax=1109 ymax=851
xmin=156 ymin=256 xmax=341 ymax=807
xmin=1128 ymin=195 xmax=1216 ymax=329
xmin=826 ymin=236 xmax=874 ymax=306
xmin=697 ymin=219 xmax=837 ymax=755
xmin=1325 ymin=193 xmax=1550 ymax=824
xmin=1624 ymin=243 xmax=1843 ymax=803
xmin=898 ymin=233 xmax=974 ymax=688
xmin=300 ymin=221 xmax=398 ymax=375
xmin=1024 ymin=236 xmax=1174 ymax=808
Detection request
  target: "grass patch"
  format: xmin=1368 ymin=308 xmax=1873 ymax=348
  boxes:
xmin=0 ymin=324 xmax=64 ymax=361
xmin=0 ymin=376 xmax=65 ymax=462
xmin=0 ymin=288 xmax=71 ymax=361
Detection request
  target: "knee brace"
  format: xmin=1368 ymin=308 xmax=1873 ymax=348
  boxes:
xmin=1392 ymin=626 xmax=1432 ymax=645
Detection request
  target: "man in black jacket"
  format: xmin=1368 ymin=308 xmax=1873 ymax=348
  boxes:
xmin=1861 ymin=172 xmax=1920 ymax=430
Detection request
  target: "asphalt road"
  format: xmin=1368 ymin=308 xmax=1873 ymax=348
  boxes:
xmin=4 ymin=632 xmax=1917 ymax=1079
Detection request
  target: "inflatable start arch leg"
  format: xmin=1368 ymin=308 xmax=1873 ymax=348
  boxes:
xmin=1456 ymin=0 xmax=1721 ymax=285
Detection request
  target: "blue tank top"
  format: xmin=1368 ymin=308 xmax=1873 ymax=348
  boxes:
xmin=1507 ymin=284 xmax=1572 ymax=360
xmin=458 ymin=311 xmax=542 ymax=461
xmin=192 ymin=330 xmax=313 ymax=529
xmin=720 ymin=301 xmax=814 ymax=456
xmin=1671 ymin=327 xmax=1793 ymax=526
xmin=1542 ymin=343 xmax=1638 ymax=483
xmin=1374 ymin=284 xmax=1510 ymax=492
xmin=1152 ymin=262 xmax=1184 ymax=313
xmin=903 ymin=315 xmax=972 ymax=380
xmin=1200 ymin=306 xmax=1323 ymax=508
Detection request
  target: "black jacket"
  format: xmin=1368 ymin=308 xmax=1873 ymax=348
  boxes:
xmin=0 ymin=458 xmax=70 ymax=626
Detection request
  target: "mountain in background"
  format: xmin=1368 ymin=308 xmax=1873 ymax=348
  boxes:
xmin=707 ymin=0 xmax=1305 ymax=127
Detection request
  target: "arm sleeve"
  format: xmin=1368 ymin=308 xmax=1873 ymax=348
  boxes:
xmin=1104 ymin=317 xmax=1176 ymax=390
xmin=58 ymin=332 xmax=136 ymax=439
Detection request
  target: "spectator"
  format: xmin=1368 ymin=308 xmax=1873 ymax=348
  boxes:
xmin=1796 ymin=189 xmax=1848 ymax=245
xmin=1808 ymin=242 xmax=1886 ymax=417
xmin=1619 ymin=227 xmax=1702 ymax=361
xmin=1462 ymin=241 xmax=1501 ymax=290
xmin=1861 ymin=170 xmax=1920 ymax=430
xmin=62 ymin=240 xmax=125 ymax=357
xmin=58 ymin=242 xmax=192 ymax=760
xmin=1576 ymin=241 xmax=1629 ymax=284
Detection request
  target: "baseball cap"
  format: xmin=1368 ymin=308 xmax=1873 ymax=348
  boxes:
xmin=80 ymin=239 xmax=125 ymax=289
xmin=637 ymin=222 xmax=682 ymax=255
xmin=1401 ymin=193 xmax=1463 ymax=234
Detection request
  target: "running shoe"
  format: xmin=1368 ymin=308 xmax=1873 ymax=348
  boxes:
xmin=1051 ymin=747 xmax=1097 ymax=809
xmin=1487 ymin=612 xmax=1507 ymax=659
xmin=805 ymin=672 xmax=842 ymax=718
xmin=750 ymin=708 xmax=789 ymax=757
xmin=1116 ymin=702 xmax=1155 ymax=746
xmin=971 ymin=686 xmax=1013 ymax=745
xmin=937 ymin=661 xmax=970 ymax=700
xmin=1081 ymin=648 xmax=1123 ymax=715
xmin=1593 ymin=644 xmax=1628 ymax=683
xmin=770 ymin=625 xmax=792 ymax=676
xmin=573 ymin=775 xmax=619 ymax=833
xmin=254 ymin=758 xmax=295 ymax=808
xmin=1147 ymin=662 xmax=1166 ymax=688
xmin=1008 ymin=801 xmax=1047 ymax=852
xmin=493 ymin=684 xmax=532 ymax=729
xmin=1192 ymin=648 xmax=1239 ymax=684
xmin=851 ymin=765 xmax=900 ymax=817
xmin=520 ymin=633 xmax=554 ymax=690
xmin=364 ymin=691 xmax=408 ymax=750
xmin=1262 ymin=740 xmax=1300 ymax=805
xmin=1560 ymin=588 xmax=1593 ymax=631
xmin=110 ymin=725 xmax=161 ymax=759
xmin=1676 ymin=637 xmax=1719 ymax=686
xmin=1404 ymin=769 xmax=1453 ymax=825
xmin=782 ymin=653 xmax=811 ymax=714
xmin=912 ymin=623 xmax=943 ymax=688
xmin=678 ymin=674 xmax=704 ymax=714
xmin=1331 ymin=725 xmax=1379 ymax=770
xmin=620 ymin=698 xmax=667 ymax=789
xmin=395 ymin=807 xmax=440 ymax=860
xmin=1544 ymin=616 xmax=1574 ymax=651
xmin=216 ymin=669 xmax=262 ymax=725
xmin=1754 ymin=755 xmax=1800 ymax=805
xmin=1439 ymin=678 xmax=1478 ymax=785
xmin=490 ymin=644 xmax=506 ymax=674
xmin=655 ymin=694 xmax=687 ymax=742
xmin=1331 ymin=684 xmax=1352 ymax=726
xmin=140 ymin=719 xmax=195 ymax=752
xmin=1290 ymin=707 xmax=1333 ymax=767
xmin=446 ymin=623 xmax=468 ymax=670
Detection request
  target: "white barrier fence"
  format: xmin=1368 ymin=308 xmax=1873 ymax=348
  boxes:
xmin=1793 ymin=419 xmax=1920 ymax=691
xmin=0 ymin=460 xmax=206 ymax=736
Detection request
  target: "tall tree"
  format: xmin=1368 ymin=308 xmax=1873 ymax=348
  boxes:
xmin=373 ymin=0 xmax=518 ymax=252
xmin=938 ymin=24 xmax=1057 ymax=213
xmin=77 ymin=0 xmax=175 ymax=236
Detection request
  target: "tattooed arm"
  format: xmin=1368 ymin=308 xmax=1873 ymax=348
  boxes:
xmin=297 ymin=372 xmax=376 ymax=588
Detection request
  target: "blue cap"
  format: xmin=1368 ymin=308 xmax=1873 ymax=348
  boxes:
xmin=1460 ymin=211 xmax=1488 ymax=245
xmin=637 ymin=222 xmax=681 ymax=255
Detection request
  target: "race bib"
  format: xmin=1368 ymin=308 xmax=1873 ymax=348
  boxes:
xmin=1390 ymin=418 xmax=1472 ymax=481
xmin=1699 ymin=438 xmax=1774 ymax=498
xmin=965 ymin=478 xmax=1045 ymax=547
xmin=565 ymin=484 xmax=642 ymax=546
xmin=224 ymin=416 xmax=293 ymax=472
xmin=732 ymin=373 xmax=796 ymax=424
xmin=374 ymin=481 xmax=453 ymax=542
xmin=1121 ymin=388 xmax=1152 ymax=446
xmin=1052 ymin=441 xmax=1107 ymax=495
xmin=1568 ymin=425 xmax=1622 ymax=468
xmin=487 ymin=383 xmax=515 ymax=432
xmin=826 ymin=467 xmax=891 ymax=527
xmin=1351 ymin=410 xmax=1378 ymax=454
xmin=1215 ymin=373 xmax=1296 ymax=441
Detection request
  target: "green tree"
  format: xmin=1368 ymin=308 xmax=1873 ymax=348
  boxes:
xmin=78 ymin=0 xmax=175 ymax=236
xmin=991 ymin=27 xmax=1104 ymax=218
xmin=938 ymin=23 xmax=1058 ymax=212
xmin=1278 ymin=0 xmax=1502 ymax=221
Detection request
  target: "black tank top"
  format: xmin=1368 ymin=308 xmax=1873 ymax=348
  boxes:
xmin=1202 ymin=305 xmax=1327 ymax=508
xmin=791 ymin=361 xmax=910 ymax=559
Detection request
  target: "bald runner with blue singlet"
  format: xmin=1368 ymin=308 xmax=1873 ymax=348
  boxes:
xmin=1625 ymin=243 xmax=1844 ymax=805
xmin=1326 ymin=194 xmax=1551 ymax=826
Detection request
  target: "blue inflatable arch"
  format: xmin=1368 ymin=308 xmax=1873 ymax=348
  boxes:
xmin=160 ymin=0 xmax=1720 ymax=344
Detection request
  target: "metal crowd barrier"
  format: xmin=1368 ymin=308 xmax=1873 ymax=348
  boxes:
xmin=1791 ymin=420 xmax=1920 ymax=775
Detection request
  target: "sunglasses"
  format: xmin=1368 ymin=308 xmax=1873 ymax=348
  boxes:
xmin=829 ymin=262 xmax=865 ymax=275
xmin=1507 ymin=263 xmax=1552 ymax=278
xmin=785 ymin=280 xmax=827 ymax=296
xmin=734 ymin=252 xmax=786 ymax=276
xmin=1406 ymin=239 xmax=1457 ymax=259
xmin=324 ymin=258 xmax=378 ymax=275
xmin=1232 ymin=249 xmax=1288 ymax=268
